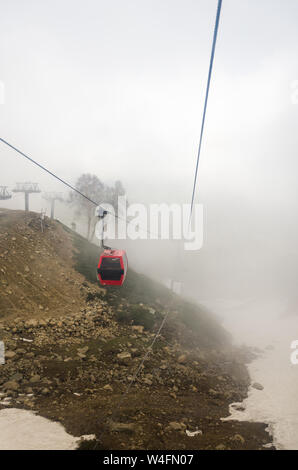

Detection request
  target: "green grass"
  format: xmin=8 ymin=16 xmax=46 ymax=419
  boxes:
xmin=115 ymin=304 xmax=162 ymax=330
xmin=60 ymin=223 xmax=230 ymax=347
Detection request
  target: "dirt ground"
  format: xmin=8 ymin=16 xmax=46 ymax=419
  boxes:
xmin=0 ymin=209 xmax=89 ymax=320
xmin=0 ymin=210 xmax=274 ymax=450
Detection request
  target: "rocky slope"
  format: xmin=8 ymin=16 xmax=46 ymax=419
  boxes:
xmin=0 ymin=209 xmax=273 ymax=450
xmin=0 ymin=209 xmax=87 ymax=319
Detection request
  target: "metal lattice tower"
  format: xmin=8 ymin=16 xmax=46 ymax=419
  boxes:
xmin=0 ymin=186 xmax=12 ymax=200
xmin=42 ymin=192 xmax=64 ymax=219
xmin=12 ymin=182 xmax=41 ymax=211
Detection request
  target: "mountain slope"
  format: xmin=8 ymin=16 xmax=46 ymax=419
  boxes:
xmin=0 ymin=209 xmax=273 ymax=450
xmin=0 ymin=209 xmax=88 ymax=320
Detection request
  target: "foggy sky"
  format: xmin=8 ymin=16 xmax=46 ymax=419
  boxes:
xmin=1 ymin=0 xmax=298 ymax=306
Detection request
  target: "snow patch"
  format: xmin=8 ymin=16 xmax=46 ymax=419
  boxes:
xmin=0 ymin=408 xmax=82 ymax=450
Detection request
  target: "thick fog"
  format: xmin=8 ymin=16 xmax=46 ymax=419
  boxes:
xmin=1 ymin=0 xmax=298 ymax=321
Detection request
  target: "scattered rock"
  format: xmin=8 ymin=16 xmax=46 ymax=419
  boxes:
xmin=109 ymin=421 xmax=136 ymax=433
xmin=166 ymin=422 xmax=186 ymax=432
xmin=15 ymin=348 xmax=26 ymax=355
xmin=231 ymin=434 xmax=245 ymax=444
xmin=132 ymin=325 xmax=144 ymax=334
xmin=252 ymin=382 xmax=264 ymax=391
xmin=25 ymin=319 xmax=38 ymax=328
xmin=177 ymin=354 xmax=187 ymax=364
xmin=9 ymin=373 xmax=23 ymax=382
xmin=77 ymin=352 xmax=87 ymax=359
xmin=30 ymin=374 xmax=41 ymax=384
xmin=3 ymin=380 xmax=19 ymax=391
xmin=5 ymin=351 xmax=16 ymax=359
xmin=231 ymin=403 xmax=245 ymax=412
xmin=143 ymin=378 xmax=152 ymax=386
xmin=209 ymin=388 xmax=221 ymax=398
xmin=216 ymin=444 xmax=226 ymax=450
xmin=116 ymin=351 xmax=131 ymax=365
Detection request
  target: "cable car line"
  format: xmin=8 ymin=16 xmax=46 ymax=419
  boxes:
xmin=97 ymin=0 xmax=224 ymax=431
xmin=125 ymin=0 xmax=223 ymax=421
xmin=0 ymin=137 xmax=157 ymax=239
xmin=189 ymin=0 xmax=222 ymax=226
xmin=0 ymin=137 xmax=106 ymax=208
xmin=1 ymin=1 xmax=224 ymax=443
xmin=0 ymin=0 xmax=223 ymax=287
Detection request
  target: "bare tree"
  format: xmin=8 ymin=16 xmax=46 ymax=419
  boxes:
xmin=89 ymin=180 xmax=128 ymax=242
xmin=69 ymin=174 xmax=105 ymax=240
xmin=69 ymin=174 xmax=127 ymax=242
xmin=104 ymin=180 xmax=127 ymax=216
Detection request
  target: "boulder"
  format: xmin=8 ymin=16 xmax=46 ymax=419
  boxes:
xmin=109 ymin=421 xmax=136 ymax=433
xmin=132 ymin=325 xmax=144 ymax=334
xmin=30 ymin=374 xmax=41 ymax=384
xmin=3 ymin=380 xmax=19 ymax=391
xmin=116 ymin=351 xmax=131 ymax=365
xmin=166 ymin=421 xmax=186 ymax=432
xmin=177 ymin=354 xmax=187 ymax=364
xmin=5 ymin=351 xmax=16 ymax=359
xmin=25 ymin=319 xmax=38 ymax=328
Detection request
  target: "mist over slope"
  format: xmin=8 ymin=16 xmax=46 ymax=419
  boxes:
xmin=64 ymin=222 xmax=231 ymax=349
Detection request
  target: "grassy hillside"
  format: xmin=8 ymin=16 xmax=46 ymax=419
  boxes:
xmin=61 ymin=223 xmax=230 ymax=349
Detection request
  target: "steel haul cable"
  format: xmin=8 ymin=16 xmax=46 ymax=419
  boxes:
xmin=0 ymin=1 xmax=223 ymax=230
xmin=189 ymin=0 xmax=222 ymax=226
xmin=0 ymin=137 xmax=158 ymax=238
xmin=101 ymin=0 xmax=223 ymax=443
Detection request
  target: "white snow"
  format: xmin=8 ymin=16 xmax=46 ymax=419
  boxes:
xmin=186 ymin=429 xmax=203 ymax=437
xmin=203 ymin=297 xmax=298 ymax=450
xmin=222 ymin=316 xmax=298 ymax=450
xmin=0 ymin=408 xmax=80 ymax=450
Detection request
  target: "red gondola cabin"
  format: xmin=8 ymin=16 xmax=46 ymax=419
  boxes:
xmin=97 ymin=249 xmax=128 ymax=286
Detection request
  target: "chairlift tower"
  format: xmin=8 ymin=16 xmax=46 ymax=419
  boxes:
xmin=42 ymin=192 xmax=64 ymax=219
xmin=12 ymin=182 xmax=41 ymax=211
xmin=0 ymin=186 xmax=12 ymax=200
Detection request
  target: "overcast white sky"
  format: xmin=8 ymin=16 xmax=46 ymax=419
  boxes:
xmin=1 ymin=0 xmax=298 ymax=204
xmin=1 ymin=0 xmax=298 ymax=302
